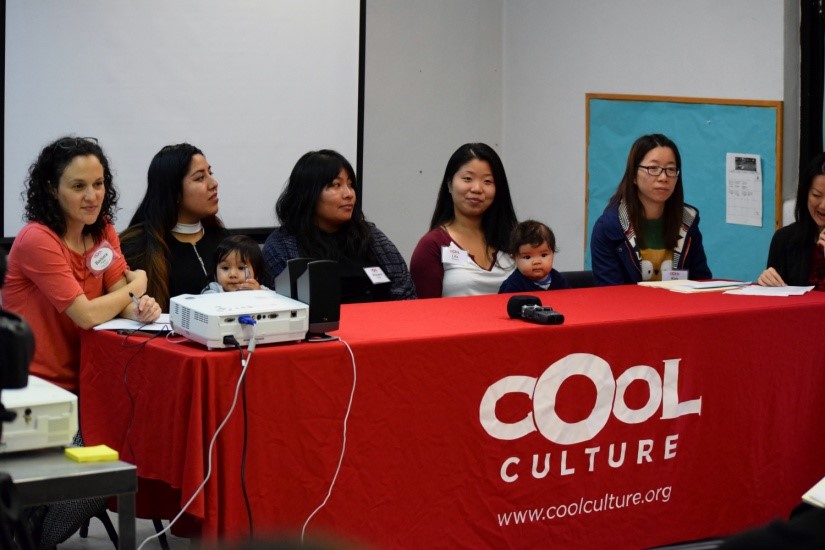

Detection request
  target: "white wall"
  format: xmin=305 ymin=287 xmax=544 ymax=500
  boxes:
xmin=364 ymin=0 xmax=799 ymax=270
xmin=363 ymin=0 xmax=503 ymax=260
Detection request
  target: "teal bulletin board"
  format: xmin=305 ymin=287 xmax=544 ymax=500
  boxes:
xmin=585 ymin=94 xmax=783 ymax=282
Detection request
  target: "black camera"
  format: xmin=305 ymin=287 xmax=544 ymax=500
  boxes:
xmin=506 ymin=295 xmax=565 ymax=325
xmin=0 ymin=252 xmax=36 ymax=550
xmin=1 ymin=252 xmax=34 ymax=393
xmin=520 ymin=304 xmax=565 ymax=325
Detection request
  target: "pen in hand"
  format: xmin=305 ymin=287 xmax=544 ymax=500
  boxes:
xmin=129 ymin=291 xmax=141 ymax=309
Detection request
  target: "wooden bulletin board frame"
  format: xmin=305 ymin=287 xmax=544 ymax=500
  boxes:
xmin=584 ymin=93 xmax=783 ymax=282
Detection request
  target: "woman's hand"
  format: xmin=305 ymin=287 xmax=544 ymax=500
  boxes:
xmin=132 ymin=294 xmax=162 ymax=323
xmin=817 ymin=228 xmax=825 ymax=251
xmin=757 ymin=267 xmax=786 ymax=287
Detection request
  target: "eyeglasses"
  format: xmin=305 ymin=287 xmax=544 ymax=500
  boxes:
xmin=52 ymin=137 xmax=98 ymax=151
xmin=638 ymin=165 xmax=680 ymax=178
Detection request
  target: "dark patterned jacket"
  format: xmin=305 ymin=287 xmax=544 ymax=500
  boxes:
xmin=262 ymin=223 xmax=416 ymax=300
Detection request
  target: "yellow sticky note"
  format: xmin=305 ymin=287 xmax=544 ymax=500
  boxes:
xmin=65 ymin=445 xmax=119 ymax=462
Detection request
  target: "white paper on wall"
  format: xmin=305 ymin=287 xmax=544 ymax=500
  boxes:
xmin=725 ymin=153 xmax=762 ymax=227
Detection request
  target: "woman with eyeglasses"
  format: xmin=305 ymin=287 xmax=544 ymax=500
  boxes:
xmin=590 ymin=133 xmax=712 ymax=285
xmin=2 ymin=136 xmax=161 ymax=392
xmin=1 ymin=136 xmax=161 ymax=548
xmin=120 ymin=143 xmax=228 ymax=311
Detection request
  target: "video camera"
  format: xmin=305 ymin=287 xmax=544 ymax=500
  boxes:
xmin=1 ymin=252 xmax=35 ymax=413
xmin=518 ymin=304 xmax=565 ymax=325
xmin=506 ymin=294 xmax=565 ymax=325
xmin=1 ymin=252 xmax=36 ymax=550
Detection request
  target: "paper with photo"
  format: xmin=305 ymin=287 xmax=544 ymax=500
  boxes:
xmin=726 ymin=152 xmax=762 ymax=227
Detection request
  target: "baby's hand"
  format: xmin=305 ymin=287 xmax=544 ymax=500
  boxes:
xmin=238 ymin=278 xmax=262 ymax=291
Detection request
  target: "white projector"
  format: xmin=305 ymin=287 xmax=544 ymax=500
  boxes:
xmin=170 ymin=290 xmax=309 ymax=349
xmin=0 ymin=375 xmax=78 ymax=453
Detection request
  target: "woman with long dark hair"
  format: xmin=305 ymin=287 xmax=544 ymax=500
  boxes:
xmin=590 ymin=134 xmax=711 ymax=285
xmin=120 ymin=143 xmax=228 ymax=310
xmin=262 ymin=149 xmax=415 ymax=303
xmin=410 ymin=143 xmax=518 ymax=298
xmin=758 ymin=151 xmax=825 ymax=289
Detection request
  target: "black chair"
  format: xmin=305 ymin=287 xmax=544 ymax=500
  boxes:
xmin=80 ymin=512 xmax=170 ymax=550
xmin=560 ymin=270 xmax=596 ymax=289
xmin=79 ymin=509 xmax=118 ymax=548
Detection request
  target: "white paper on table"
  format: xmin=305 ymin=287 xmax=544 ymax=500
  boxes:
xmin=680 ymin=280 xmax=750 ymax=289
xmin=724 ymin=285 xmax=814 ymax=296
xmin=725 ymin=153 xmax=762 ymax=227
xmin=94 ymin=313 xmax=172 ymax=331
xmin=803 ymin=473 xmax=825 ymax=508
xmin=639 ymin=279 xmax=749 ymax=293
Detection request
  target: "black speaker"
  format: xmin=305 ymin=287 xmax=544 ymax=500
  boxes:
xmin=296 ymin=260 xmax=341 ymax=339
xmin=274 ymin=257 xmax=312 ymax=299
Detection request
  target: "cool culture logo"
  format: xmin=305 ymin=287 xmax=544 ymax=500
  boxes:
xmin=479 ymin=353 xmax=702 ymax=483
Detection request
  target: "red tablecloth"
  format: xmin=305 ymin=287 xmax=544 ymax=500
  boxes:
xmin=80 ymin=285 xmax=825 ymax=548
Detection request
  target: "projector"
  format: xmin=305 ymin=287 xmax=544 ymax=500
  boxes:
xmin=0 ymin=375 xmax=78 ymax=453
xmin=170 ymin=290 xmax=309 ymax=349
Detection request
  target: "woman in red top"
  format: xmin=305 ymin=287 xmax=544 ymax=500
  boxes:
xmin=2 ymin=136 xmax=162 ymax=548
xmin=2 ymin=136 xmax=160 ymax=392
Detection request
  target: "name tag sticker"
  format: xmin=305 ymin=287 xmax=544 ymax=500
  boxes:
xmin=441 ymin=244 xmax=469 ymax=265
xmin=663 ymin=270 xmax=689 ymax=281
xmin=86 ymin=239 xmax=120 ymax=277
xmin=363 ymin=266 xmax=390 ymax=284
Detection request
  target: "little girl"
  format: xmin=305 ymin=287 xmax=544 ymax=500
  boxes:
xmin=499 ymin=220 xmax=570 ymax=293
xmin=202 ymin=235 xmax=269 ymax=293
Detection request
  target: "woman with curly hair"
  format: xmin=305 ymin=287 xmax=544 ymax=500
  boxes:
xmin=1 ymin=136 xmax=161 ymax=549
xmin=120 ymin=143 xmax=228 ymax=311
xmin=1 ymin=136 xmax=160 ymax=392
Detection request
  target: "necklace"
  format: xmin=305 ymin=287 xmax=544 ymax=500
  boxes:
xmin=172 ymin=221 xmax=203 ymax=234
xmin=190 ymin=229 xmax=208 ymax=277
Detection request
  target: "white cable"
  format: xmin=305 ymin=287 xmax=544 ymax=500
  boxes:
xmin=137 ymin=331 xmax=255 ymax=550
xmin=301 ymin=338 xmax=357 ymax=543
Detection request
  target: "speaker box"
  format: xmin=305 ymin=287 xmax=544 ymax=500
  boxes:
xmin=274 ymin=257 xmax=312 ymax=299
xmin=296 ymin=260 xmax=340 ymax=338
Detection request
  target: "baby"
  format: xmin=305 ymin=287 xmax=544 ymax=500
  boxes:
xmin=202 ymin=235 xmax=269 ymax=293
xmin=499 ymin=220 xmax=570 ymax=293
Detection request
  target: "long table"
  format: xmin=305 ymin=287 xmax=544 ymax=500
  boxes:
xmin=79 ymin=285 xmax=825 ymax=548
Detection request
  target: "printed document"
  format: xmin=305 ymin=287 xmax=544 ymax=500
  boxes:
xmin=726 ymin=153 xmax=762 ymax=227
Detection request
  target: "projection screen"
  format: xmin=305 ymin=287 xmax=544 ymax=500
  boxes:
xmin=3 ymin=1 xmax=361 ymax=239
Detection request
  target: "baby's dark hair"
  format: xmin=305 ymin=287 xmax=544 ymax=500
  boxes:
xmin=214 ymin=235 xmax=268 ymax=282
xmin=508 ymin=220 xmax=558 ymax=256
